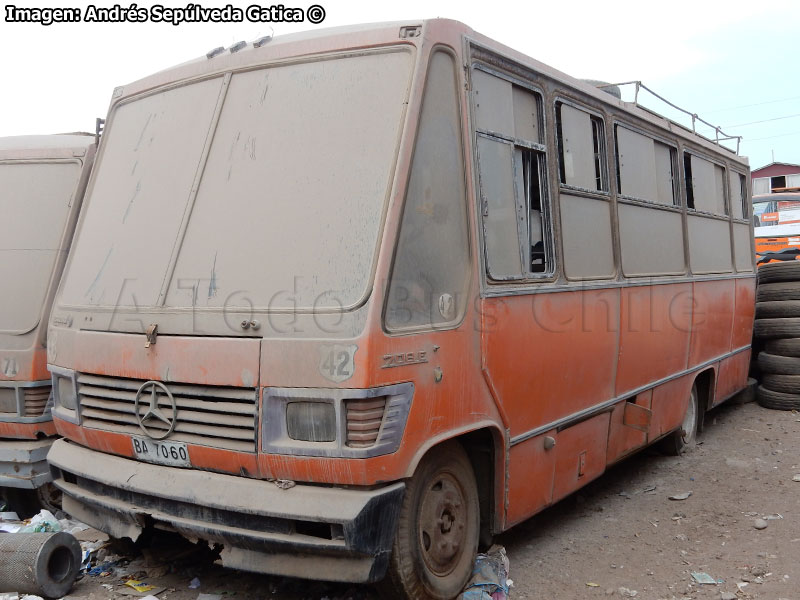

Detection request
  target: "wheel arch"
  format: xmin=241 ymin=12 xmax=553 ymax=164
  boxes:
xmin=693 ymin=367 xmax=716 ymax=432
xmin=404 ymin=422 xmax=506 ymax=547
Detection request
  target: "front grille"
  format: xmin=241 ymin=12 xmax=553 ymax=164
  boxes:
xmin=77 ymin=374 xmax=257 ymax=452
xmin=23 ymin=386 xmax=52 ymax=417
xmin=345 ymin=397 xmax=386 ymax=448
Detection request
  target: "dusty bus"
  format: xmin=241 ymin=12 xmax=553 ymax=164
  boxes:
xmin=47 ymin=19 xmax=754 ymax=599
xmin=0 ymin=134 xmax=95 ymax=515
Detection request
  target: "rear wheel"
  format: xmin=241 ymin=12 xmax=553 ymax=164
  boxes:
xmin=382 ymin=442 xmax=479 ymax=600
xmin=659 ymin=384 xmax=698 ymax=456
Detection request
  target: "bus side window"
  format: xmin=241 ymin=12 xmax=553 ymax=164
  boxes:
xmin=739 ymin=174 xmax=748 ymax=218
xmin=473 ymin=68 xmax=551 ymax=280
xmin=616 ymin=124 xmax=677 ymax=205
xmin=685 ymin=152 xmax=727 ymax=216
xmin=556 ymin=102 xmax=607 ymax=192
xmin=519 ymin=147 xmax=546 ymax=271
xmin=384 ymin=51 xmax=471 ymax=331
xmin=684 ymin=152 xmax=694 ymax=209
xmin=730 ymin=171 xmax=748 ymax=219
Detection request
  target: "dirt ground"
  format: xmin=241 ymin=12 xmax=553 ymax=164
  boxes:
xmin=55 ymin=398 xmax=800 ymax=600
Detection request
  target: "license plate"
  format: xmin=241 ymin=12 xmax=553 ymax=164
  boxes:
xmin=132 ymin=436 xmax=190 ymax=467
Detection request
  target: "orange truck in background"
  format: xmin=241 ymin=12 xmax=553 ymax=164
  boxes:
xmin=0 ymin=134 xmax=95 ymax=515
xmin=46 ymin=20 xmax=754 ymax=599
xmin=753 ymin=190 xmax=800 ymax=264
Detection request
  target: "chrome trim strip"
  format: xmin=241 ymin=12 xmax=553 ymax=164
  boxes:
xmin=484 ymin=272 xmax=755 ymax=298
xmin=510 ymin=345 xmax=751 ymax=446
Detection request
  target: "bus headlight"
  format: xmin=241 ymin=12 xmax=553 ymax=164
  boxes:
xmin=55 ymin=375 xmax=77 ymax=410
xmin=286 ymin=401 xmax=337 ymax=442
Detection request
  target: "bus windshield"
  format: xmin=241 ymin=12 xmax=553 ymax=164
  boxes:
xmin=0 ymin=161 xmax=82 ymax=334
xmin=59 ymin=50 xmax=412 ymax=313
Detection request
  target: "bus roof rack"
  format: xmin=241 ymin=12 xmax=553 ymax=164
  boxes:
xmin=598 ymin=81 xmax=742 ymax=156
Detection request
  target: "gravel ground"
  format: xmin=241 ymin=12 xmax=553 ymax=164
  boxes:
xmin=35 ymin=398 xmax=800 ymax=599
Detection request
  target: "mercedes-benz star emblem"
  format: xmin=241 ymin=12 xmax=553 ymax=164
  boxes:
xmin=134 ymin=381 xmax=177 ymax=440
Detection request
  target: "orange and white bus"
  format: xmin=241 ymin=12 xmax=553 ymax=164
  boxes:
xmin=46 ymin=20 xmax=754 ymax=599
xmin=753 ymin=190 xmax=800 ymax=264
xmin=0 ymin=134 xmax=95 ymax=515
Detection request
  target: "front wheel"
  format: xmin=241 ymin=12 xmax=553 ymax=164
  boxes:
xmin=0 ymin=483 xmax=62 ymax=519
xmin=382 ymin=441 xmax=480 ymax=600
xmin=659 ymin=384 xmax=699 ymax=456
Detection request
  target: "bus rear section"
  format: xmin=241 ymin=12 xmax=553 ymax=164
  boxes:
xmin=0 ymin=134 xmax=95 ymax=514
xmin=46 ymin=19 xmax=754 ymax=600
xmin=753 ymin=190 xmax=800 ymax=264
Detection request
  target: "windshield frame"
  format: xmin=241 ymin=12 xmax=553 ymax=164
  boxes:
xmin=0 ymin=157 xmax=85 ymax=335
xmin=55 ymin=45 xmax=418 ymax=321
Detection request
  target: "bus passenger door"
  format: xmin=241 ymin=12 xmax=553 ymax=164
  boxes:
xmin=480 ymin=289 xmax=619 ymax=525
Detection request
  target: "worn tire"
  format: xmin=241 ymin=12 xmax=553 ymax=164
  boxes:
xmin=0 ymin=489 xmax=39 ymax=519
xmin=381 ymin=442 xmax=479 ymax=600
xmin=765 ymin=337 xmax=800 ymax=357
xmin=658 ymin=384 xmax=698 ymax=456
xmin=1 ymin=488 xmax=28 ymax=518
xmin=756 ymin=301 xmax=800 ymax=319
xmin=757 ymin=352 xmax=800 ymax=375
xmin=754 ymin=318 xmax=800 ymax=339
xmin=761 ymin=374 xmax=800 ymax=395
xmin=0 ymin=483 xmax=61 ymax=519
xmin=757 ymin=281 xmax=800 ymax=302
xmin=757 ymin=385 xmax=800 ymax=410
xmin=34 ymin=483 xmax=62 ymax=514
xmin=758 ymin=261 xmax=800 ymax=284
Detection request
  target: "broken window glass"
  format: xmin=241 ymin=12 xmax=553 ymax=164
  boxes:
xmin=473 ymin=68 xmax=552 ymax=280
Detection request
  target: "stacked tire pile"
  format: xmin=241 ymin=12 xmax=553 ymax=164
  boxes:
xmin=754 ymin=262 xmax=800 ymax=410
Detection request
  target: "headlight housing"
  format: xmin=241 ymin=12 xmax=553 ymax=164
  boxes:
xmin=50 ymin=366 xmax=80 ymax=423
xmin=263 ymin=382 xmax=413 ymax=458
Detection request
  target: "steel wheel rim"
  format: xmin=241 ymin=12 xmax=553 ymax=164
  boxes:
xmin=36 ymin=483 xmax=62 ymax=514
xmin=417 ymin=471 xmax=468 ymax=577
xmin=680 ymin=389 xmax=698 ymax=445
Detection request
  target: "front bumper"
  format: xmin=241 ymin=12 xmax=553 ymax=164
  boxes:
xmin=0 ymin=438 xmax=55 ymax=489
xmin=48 ymin=439 xmax=405 ymax=583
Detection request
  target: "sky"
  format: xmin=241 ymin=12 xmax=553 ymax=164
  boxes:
xmin=1 ymin=0 xmax=798 ymax=170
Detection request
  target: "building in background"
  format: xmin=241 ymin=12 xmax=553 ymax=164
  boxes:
xmin=752 ymin=162 xmax=800 ymax=194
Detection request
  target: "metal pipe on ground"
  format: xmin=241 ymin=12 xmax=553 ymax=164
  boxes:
xmin=0 ymin=532 xmax=81 ymax=598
